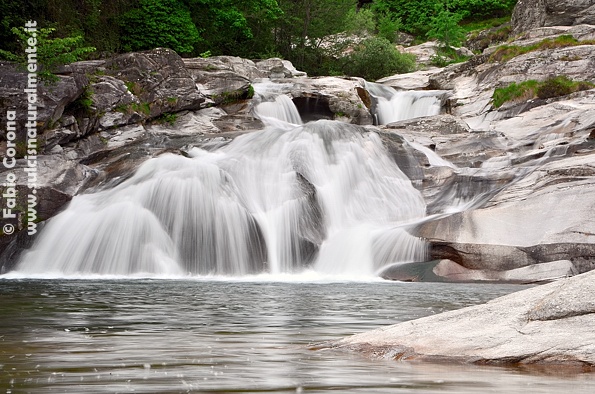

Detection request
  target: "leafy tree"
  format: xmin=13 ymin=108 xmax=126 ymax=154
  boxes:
xmin=342 ymin=36 xmax=415 ymax=81
xmin=1 ymin=26 xmax=96 ymax=81
xmin=275 ymin=0 xmax=356 ymax=73
xmin=370 ymin=0 xmax=436 ymax=35
xmin=183 ymin=0 xmax=283 ymax=57
xmin=344 ymin=5 xmax=376 ymax=35
xmin=120 ymin=0 xmax=200 ymax=54
xmin=426 ymin=8 xmax=465 ymax=47
xmin=375 ymin=10 xmax=402 ymax=42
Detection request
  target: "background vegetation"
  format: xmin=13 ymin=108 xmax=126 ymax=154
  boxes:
xmin=0 ymin=0 xmax=518 ymax=79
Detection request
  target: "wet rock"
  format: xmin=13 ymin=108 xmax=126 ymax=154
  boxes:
xmin=379 ymin=259 xmax=577 ymax=283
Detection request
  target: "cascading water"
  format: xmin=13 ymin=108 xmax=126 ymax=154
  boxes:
xmin=252 ymin=82 xmax=303 ymax=127
xmin=365 ymin=82 xmax=447 ymax=125
xmin=14 ymin=83 xmax=433 ymax=278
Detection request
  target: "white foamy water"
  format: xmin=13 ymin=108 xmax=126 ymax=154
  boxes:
xmin=16 ymin=96 xmax=428 ymax=276
xmin=365 ymin=82 xmax=446 ymax=125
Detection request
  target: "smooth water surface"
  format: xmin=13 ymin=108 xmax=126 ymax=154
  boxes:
xmin=1 ymin=279 xmax=594 ymax=393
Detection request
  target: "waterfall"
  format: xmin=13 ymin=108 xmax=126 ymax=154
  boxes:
xmin=365 ymin=82 xmax=446 ymax=125
xmin=14 ymin=86 xmax=430 ymax=278
xmin=252 ymin=81 xmax=303 ymax=126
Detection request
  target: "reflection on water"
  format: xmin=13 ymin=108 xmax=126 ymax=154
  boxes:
xmin=1 ymin=280 xmax=593 ymax=393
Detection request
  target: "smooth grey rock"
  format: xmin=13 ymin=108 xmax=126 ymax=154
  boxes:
xmin=328 ymin=269 xmax=595 ymax=367
xmin=183 ymin=56 xmax=266 ymax=81
xmin=379 ymin=259 xmax=577 ymax=283
xmin=377 ymin=69 xmax=442 ymax=90
xmin=255 ymin=58 xmax=307 ymax=79
xmin=512 ymin=0 xmax=595 ymax=34
xmin=511 ymin=0 xmax=547 ymax=35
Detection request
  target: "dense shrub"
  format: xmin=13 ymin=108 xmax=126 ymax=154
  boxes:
xmin=493 ymin=76 xmax=594 ymax=107
xmin=492 ymin=80 xmax=539 ymax=107
xmin=342 ymin=37 xmax=415 ymax=81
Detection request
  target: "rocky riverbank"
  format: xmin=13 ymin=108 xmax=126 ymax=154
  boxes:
xmin=322 ymin=268 xmax=595 ymax=368
xmin=327 ymin=0 xmax=595 ymax=368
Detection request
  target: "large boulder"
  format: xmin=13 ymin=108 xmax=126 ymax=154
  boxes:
xmin=327 ymin=269 xmax=595 ymax=367
xmin=512 ymin=0 xmax=595 ymax=34
xmin=103 ymin=47 xmax=207 ymax=117
xmin=511 ymin=0 xmax=547 ymax=35
xmin=0 ymin=61 xmax=88 ymax=138
xmin=255 ymin=58 xmax=307 ymax=79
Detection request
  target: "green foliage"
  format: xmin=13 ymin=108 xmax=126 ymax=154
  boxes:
xmin=370 ymin=0 xmax=517 ymax=36
xmin=371 ymin=0 xmax=435 ymax=35
xmin=72 ymin=87 xmax=95 ymax=113
xmin=216 ymin=85 xmax=255 ymax=104
xmin=342 ymin=37 xmax=416 ymax=81
xmin=489 ymin=35 xmax=583 ymax=62
xmin=131 ymin=102 xmax=151 ymax=115
xmin=450 ymin=0 xmax=517 ymax=19
xmin=275 ymin=0 xmax=354 ymax=72
xmin=155 ymin=112 xmax=178 ymax=125
xmin=0 ymin=0 xmax=46 ymax=54
xmin=344 ymin=6 xmax=376 ymax=35
xmin=4 ymin=26 xmax=95 ymax=82
xmin=461 ymin=15 xmax=511 ymax=34
xmin=426 ymin=8 xmax=466 ymax=47
xmin=187 ymin=0 xmax=283 ymax=57
xmin=492 ymin=77 xmax=594 ymax=107
xmin=120 ymin=0 xmax=200 ymax=54
xmin=376 ymin=11 xmax=402 ymax=43
xmin=492 ymin=79 xmax=539 ymax=107
xmin=536 ymin=76 xmax=594 ymax=100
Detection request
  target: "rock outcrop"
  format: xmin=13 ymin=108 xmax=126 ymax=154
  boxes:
xmin=383 ymin=20 xmax=595 ymax=280
xmin=326 ymin=269 xmax=595 ymax=367
xmin=512 ymin=0 xmax=595 ymax=34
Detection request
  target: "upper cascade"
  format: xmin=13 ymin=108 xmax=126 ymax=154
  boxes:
xmin=365 ymin=82 xmax=447 ymax=125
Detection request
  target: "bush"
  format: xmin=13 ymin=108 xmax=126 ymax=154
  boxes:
xmin=120 ymin=0 xmax=200 ymax=54
xmin=342 ymin=37 xmax=415 ymax=81
xmin=493 ymin=76 xmax=594 ymax=107
xmin=537 ymin=76 xmax=577 ymax=100
xmin=492 ymin=80 xmax=539 ymax=107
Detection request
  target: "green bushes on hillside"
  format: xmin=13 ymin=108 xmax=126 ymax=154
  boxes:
xmin=492 ymin=76 xmax=594 ymax=107
xmin=0 ymin=0 xmax=519 ymax=79
xmin=342 ymin=37 xmax=416 ymax=80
